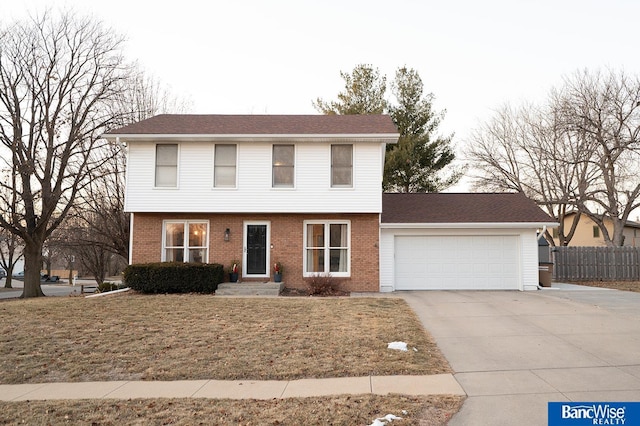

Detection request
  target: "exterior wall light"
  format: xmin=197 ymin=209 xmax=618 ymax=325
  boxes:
xmin=224 ymin=228 xmax=230 ymax=242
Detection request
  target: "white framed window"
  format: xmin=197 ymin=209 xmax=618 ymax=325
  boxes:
xmin=155 ymin=144 xmax=178 ymax=187
xmin=303 ymin=220 xmax=350 ymax=277
xmin=272 ymin=144 xmax=295 ymax=188
xmin=331 ymin=144 xmax=353 ymax=188
xmin=214 ymin=144 xmax=237 ymax=188
xmin=162 ymin=220 xmax=209 ymax=263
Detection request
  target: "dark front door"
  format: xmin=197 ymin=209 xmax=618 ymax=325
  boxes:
xmin=246 ymin=224 xmax=267 ymax=275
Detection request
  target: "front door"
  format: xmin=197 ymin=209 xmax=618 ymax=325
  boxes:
xmin=244 ymin=222 xmax=270 ymax=277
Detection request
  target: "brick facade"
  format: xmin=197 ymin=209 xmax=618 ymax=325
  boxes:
xmin=131 ymin=212 xmax=380 ymax=292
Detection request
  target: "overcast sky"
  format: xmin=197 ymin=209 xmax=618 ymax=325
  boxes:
xmin=4 ymin=0 xmax=640 ymax=189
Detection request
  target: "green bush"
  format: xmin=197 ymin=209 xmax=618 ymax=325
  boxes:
xmin=123 ymin=262 xmax=224 ymax=294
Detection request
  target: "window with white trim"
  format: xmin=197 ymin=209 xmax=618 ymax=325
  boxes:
xmin=214 ymin=144 xmax=237 ymax=188
xmin=163 ymin=220 xmax=209 ymax=263
xmin=331 ymin=144 xmax=353 ymax=187
xmin=155 ymin=144 xmax=178 ymax=187
xmin=304 ymin=221 xmax=350 ymax=276
xmin=272 ymin=144 xmax=294 ymax=187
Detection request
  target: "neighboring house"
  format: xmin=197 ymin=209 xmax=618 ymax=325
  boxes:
xmin=106 ymin=114 xmax=555 ymax=292
xmin=552 ymin=211 xmax=640 ymax=247
xmin=105 ymin=114 xmax=399 ymax=292
xmin=380 ymin=193 xmax=556 ymax=291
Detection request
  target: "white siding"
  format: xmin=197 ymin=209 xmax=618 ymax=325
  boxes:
xmin=125 ymin=140 xmax=384 ymax=213
xmin=379 ymin=227 xmax=540 ymax=291
xmin=521 ymin=232 xmax=540 ymax=290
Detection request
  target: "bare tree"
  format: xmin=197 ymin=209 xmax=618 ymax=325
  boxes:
xmin=0 ymin=228 xmax=23 ymax=288
xmin=55 ymin=69 xmax=192 ymax=285
xmin=72 ymin=70 xmax=192 ymax=269
xmin=468 ymin=69 xmax=640 ymax=247
xmin=468 ymin=103 xmax=590 ymax=245
xmin=554 ymin=69 xmax=640 ymax=246
xmin=0 ymin=12 xmax=129 ymax=297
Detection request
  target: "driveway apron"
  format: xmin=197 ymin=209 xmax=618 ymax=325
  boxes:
xmin=400 ymin=287 xmax=640 ymax=426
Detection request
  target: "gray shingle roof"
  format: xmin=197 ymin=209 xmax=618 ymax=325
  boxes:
xmin=382 ymin=193 xmax=555 ymax=224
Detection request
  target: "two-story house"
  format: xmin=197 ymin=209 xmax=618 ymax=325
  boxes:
xmin=106 ymin=114 xmax=556 ymax=292
xmin=105 ymin=114 xmax=399 ymax=292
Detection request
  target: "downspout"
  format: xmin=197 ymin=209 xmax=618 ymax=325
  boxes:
xmin=537 ymin=225 xmax=547 ymax=241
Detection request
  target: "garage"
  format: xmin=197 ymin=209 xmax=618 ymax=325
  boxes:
xmin=394 ymin=235 xmax=519 ymax=290
xmin=379 ymin=193 xmax=557 ymax=292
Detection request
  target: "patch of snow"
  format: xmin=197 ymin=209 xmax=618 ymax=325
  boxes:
xmin=387 ymin=341 xmax=408 ymax=351
xmin=368 ymin=414 xmax=403 ymax=426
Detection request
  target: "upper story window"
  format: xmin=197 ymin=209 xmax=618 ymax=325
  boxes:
xmin=593 ymin=225 xmax=600 ymax=238
xmin=163 ymin=220 xmax=209 ymax=263
xmin=331 ymin=144 xmax=353 ymax=188
xmin=214 ymin=144 xmax=237 ymax=188
xmin=155 ymin=144 xmax=178 ymax=187
xmin=272 ymin=144 xmax=294 ymax=188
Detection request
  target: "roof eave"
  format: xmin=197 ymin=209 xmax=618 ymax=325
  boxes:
xmin=103 ymin=133 xmax=400 ymax=143
xmin=380 ymin=222 xmax=559 ymax=229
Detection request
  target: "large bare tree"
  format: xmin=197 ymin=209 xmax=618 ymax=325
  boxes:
xmin=554 ymin=69 xmax=640 ymax=246
xmin=467 ymin=103 xmax=593 ymax=245
xmin=57 ymin=69 xmax=192 ymax=284
xmin=0 ymin=12 xmax=128 ymax=297
xmin=468 ymin=69 xmax=640 ymax=246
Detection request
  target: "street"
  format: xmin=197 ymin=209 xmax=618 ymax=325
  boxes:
xmin=0 ymin=278 xmax=103 ymax=299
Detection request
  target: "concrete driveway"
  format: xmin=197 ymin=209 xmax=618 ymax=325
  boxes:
xmin=400 ymin=285 xmax=640 ymax=426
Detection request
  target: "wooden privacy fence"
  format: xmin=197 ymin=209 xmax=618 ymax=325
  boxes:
xmin=553 ymin=246 xmax=640 ymax=281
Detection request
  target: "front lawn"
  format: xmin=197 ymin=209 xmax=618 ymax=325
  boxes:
xmin=0 ymin=294 xmax=450 ymax=384
xmin=0 ymin=293 xmax=463 ymax=425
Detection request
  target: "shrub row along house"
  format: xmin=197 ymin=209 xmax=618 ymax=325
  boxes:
xmin=105 ymin=114 xmax=555 ymax=292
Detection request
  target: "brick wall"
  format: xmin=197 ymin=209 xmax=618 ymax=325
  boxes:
xmin=131 ymin=212 xmax=380 ymax=292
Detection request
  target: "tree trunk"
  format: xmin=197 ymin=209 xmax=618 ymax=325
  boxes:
xmin=21 ymin=242 xmax=45 ymax=298
xmin=4 ymin=275 xmax=12 ymax=289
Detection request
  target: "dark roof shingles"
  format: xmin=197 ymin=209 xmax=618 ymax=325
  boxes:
xmin=381 ymin=193 xmax=554 ymax=224
xmin=106 ymin=114 xmax=398 ymax=135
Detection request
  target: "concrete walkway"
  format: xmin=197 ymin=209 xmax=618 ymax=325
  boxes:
xmin=0 ymin=374 xmax=464 ymax=402
xmin=400 ymin=285 xmax=640 ymax=426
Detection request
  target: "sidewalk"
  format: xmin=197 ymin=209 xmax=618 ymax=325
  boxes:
xmin=0 ymin=374 xmax=464 ymax=401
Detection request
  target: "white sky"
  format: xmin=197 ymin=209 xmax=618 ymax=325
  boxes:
xmin=4 ymin=0 xmax=640 ymax=190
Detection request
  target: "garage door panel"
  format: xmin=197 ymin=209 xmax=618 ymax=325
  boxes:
xmin=394 ymin=235 xmax=519 ymax=290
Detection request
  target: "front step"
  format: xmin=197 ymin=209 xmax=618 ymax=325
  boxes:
xmin=215 ymin=282 xmax=285 ymax=296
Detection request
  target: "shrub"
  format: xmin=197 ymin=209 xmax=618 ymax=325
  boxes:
xmin=98 ymin=282 xmax=121 ymax=292
xmin=307 ymin=273 xmax=340 ymax=296
xmin=123 ymin=262 xmax=224 ymax=294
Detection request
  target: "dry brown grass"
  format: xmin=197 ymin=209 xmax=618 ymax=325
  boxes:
xmin=0 ymin=293 xmax=450 ymax=384
xmin=0 ymin=395 xmax=465 ymax=425
xmin=566 ymin=281 xmax=640 ymax=292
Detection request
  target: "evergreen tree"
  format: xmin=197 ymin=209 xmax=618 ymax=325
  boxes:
xmin=385 ymin=67 xmax=461 ymax=192
xmin=314 ymin=64 xmax=461 ymax=192
xmin=313 ymin=64 xmax=387 ymax=115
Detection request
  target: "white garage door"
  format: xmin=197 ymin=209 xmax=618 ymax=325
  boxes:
xmin=394 ymin=235 xmax=520 ymax=290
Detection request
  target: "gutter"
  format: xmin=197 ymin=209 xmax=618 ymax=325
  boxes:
xmin=380 ymin=222 xmax=559 ymax=229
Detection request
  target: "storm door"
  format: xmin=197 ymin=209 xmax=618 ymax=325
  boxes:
xmin=244 ymin=222 xmax=270 ymax=277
